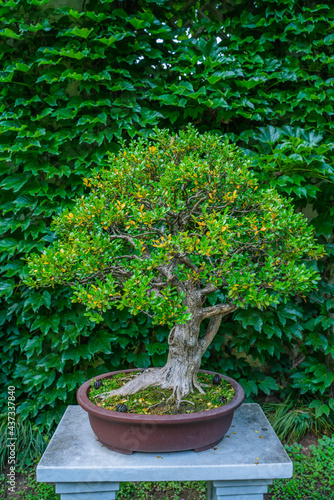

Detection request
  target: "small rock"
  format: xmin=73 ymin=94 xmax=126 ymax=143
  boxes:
xmin=116 ymin=403 xmax=128 ymax=413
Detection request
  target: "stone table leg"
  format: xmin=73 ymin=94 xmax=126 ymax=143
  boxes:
xmin=55 ymin=482 xmax=120 ymax=499
xmin=207 ymin=479 xmax=272 ymax=500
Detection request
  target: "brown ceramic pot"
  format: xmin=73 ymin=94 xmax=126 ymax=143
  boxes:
xmin=77 ymin=368 xmax=245 ymax=454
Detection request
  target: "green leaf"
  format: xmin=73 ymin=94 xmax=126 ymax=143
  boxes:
xmin=57 ymin=372 xmax=85 ymax=391
xmin=235 ymin=310 xmax=263 ymax=332
xmin=0 ymin=239 xmax=17 ymax=252
xmin=0 ymin=279 xmax=15 ymax=298
xmin=1 ymin=174 xmax=31 ymax=192
xmin=127 ymin=350 xmax=150 ymax=367
xmin=312 ymin=365 xmax=334 ymax=387
xmin=129 ymin=18 xmax=147 ymax=30
xmin=52 ymin=108 xmax=77 ymax=120
xmin=0 ymin=28 xmax=20 ymax=39
xmin=324 ymin=34 xmax=334 ymax=44
xmin=49 ymin=314 xmax=60 ymax=333
xmin=259 ymin=376 xmax=279 ymax=395
xmin=24 ymin=291 xmax=52 ymax=312
xmin=309 ymin=400 xmax=330 ymax=418
xmin=62 ymin=27 xmax=93 ymax=39
xmin=146 ymin=342 xmax=168 ymax=355
xmin=23 ymin=337 xmax=43 ymax=358
xmin=88 ymin=330 xmax=115 ymax=354
xmin=263 ymin=323 xmax=282 ymax=339
xmin=239 ymin=378 xmax=258 ymax=397
xmin=31 ymin=316 xmax=52 ymax=335
xmin=284 ymin=323 xmax=303 ymax=340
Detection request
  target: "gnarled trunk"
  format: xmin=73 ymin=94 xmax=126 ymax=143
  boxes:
xmin=99 ymin=312 xmax=224 ymax=403
xmin=157 ymin=320 xmax=205 ymax=400
xmin=98 ymin=287 xmax=236 ymax=403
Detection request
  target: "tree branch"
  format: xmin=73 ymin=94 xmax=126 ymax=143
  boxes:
xmin=64 ymin=265 xmax=132 ymax=287
xmin=112 ymin=254 xmax=140 ymax=261
xmin=199 ymin=283 xmax=219 ymax=296
xmin=109 ymin=234 xmax=136 ymax=247
xmin=198 ymin=314 xmax=224 ymax=354
xmin=199 ymin=302 xmax=237 ymax=320
xmin=175 ymin=254 xmax=199 ymax=273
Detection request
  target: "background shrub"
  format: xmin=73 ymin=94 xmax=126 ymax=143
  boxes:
xmin=0 ymin=0 xmax=333 ymax=433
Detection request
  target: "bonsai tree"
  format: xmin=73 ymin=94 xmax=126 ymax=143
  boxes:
xmin=26 ymin=126 xmax=325 ymax=403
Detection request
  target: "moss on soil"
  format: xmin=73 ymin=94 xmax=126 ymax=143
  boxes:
xmin=88 ymin=372 xmax=235 ymax=415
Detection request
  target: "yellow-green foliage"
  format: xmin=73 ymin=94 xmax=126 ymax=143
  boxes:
xmin=26 ymin=127 xmax=325 ymax=326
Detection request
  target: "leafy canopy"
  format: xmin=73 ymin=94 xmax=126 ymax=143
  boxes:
xmin=26 ymin=126 xmax=325 ymax=326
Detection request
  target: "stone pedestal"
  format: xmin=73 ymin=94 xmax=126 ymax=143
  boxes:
xmin=37 ymin=403 xmax=292 ymax=499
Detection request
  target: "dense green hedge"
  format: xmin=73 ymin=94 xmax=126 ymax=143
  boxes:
xmin=0 ymin=0 xmax=333 ymax=430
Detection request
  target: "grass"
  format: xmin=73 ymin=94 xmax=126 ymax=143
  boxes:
xmin=1 ymin=435 xmax=333 ymax=499
xmin=0 ymin=414 xmax=49 ymax=471
xmin=263 ymin=394 xmax=334 ymax=444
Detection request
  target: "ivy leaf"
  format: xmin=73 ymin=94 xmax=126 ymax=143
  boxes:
xmin=0 ymin=279 xmax=15 ymax=298
xmin=0 ymin=239 xmax=17 ymax=253
xmin=323 ymin=34 xmax=334 ymax=44
xmin=309 ymin=400 xmax=330 ymax=418
xmin=0 ymin=28 xmax=20 ymax=39
xmin=88 ymin=330 xmax=115 ymax=354
xmin=239 ymin=378 xmax=258 ymax=397
xmin=129 ymin=18 xmax=147 ymax=30
xmin=259 ymin=376 xmax=279 ymax=395
xmin=62 ymin=27 xmax=93 ymax=39
xmin=235 ymin=310 xmax=263 ymax=332
xmin=24 ymin=291 xmax=52 ymax=312
xmin=52 ymin=108 xmax=77 ymax=120
xmin=263 ymin=323 xmax=282 ymax=338
xmin=2 ymin=173 xmax=31 ymax=192
xmin=146 ymin=342 xmax=168 ymax=355
xmin=257 ymin=126 xmax=281 ymax=144
xmin=49 ymin=314 xmax=60 ymax=333
xmin=31 ymin=316 xmax=52 ymax=335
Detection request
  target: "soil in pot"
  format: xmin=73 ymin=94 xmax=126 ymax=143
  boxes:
xmin=88 ymin=371 xmax=235 ymax=415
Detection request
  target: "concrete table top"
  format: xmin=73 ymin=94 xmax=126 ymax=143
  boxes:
xmin=37 ymin=403 xmax=292 ymax=484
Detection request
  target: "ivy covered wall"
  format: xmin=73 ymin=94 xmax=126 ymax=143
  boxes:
xmin=0 ymin=0 xmax=333 ymax=429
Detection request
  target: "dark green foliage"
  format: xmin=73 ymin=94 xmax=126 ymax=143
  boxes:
xmin=117 ymin=480 xmax=208 ymax=500
xmin=0 ymin=0 xmax=333 ymax=430
xmin=269 ymin=436 xmax=334 ymax=500
xmin=0 ymin=414 xmax=48 ymax=471
xmin=263 ymin=395 xmax=334 ymax=444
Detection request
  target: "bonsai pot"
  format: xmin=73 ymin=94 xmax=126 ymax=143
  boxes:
xmin=77 ymin=369 xmax=245 ymax=454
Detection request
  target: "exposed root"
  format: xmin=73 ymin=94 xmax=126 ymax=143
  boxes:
xmin=97 ymin=366 xmax=206 ymax=406
xmin=192 ymin=372 xmax=206 ymax=394
xmin=99 ymin=368 xmax=163 ymax=401
xmin=166 ymin=394 xmax=175 ymax=406
xmin=146 ymin=401 xmax=165 ymax=410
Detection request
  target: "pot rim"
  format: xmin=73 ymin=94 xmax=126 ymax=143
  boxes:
xmin=77 ymin=369 xmax=245 ymax=424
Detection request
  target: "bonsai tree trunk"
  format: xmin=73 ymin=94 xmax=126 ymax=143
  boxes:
xmin=100 ymin=292 xmax=236 ymax=402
